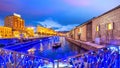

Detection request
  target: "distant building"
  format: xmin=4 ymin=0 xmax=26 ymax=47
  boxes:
xmin=4 ymin=13 xmax=25 ymax=38
xmin=37 ymin=26 xmax=46 ymax=35
xmin=0 ymin=26 xmax=12 ymax=38
xmin=25 ymin=27 xmax=34 ymax=37
xmin=4 ymin=13 xmax=25 ymax=31
xmin=74 ymin=20 xmax=92 ymax=41
xmin=57 ymin=31 xmax=68 ymax=36
xmin=37 ymin=25 xmax=56 ymax=36
xmin=69 ymin=29 xmax=74 ymax=39
xmin=13 ymin=31 xmax=20 ymax=38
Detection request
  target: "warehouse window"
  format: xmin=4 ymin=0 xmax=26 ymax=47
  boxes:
xmin=107 ymin=23 xmax=113 ymax=30
xmin=79 ymin=28 xmax=81 ymax=34
xmin=96 ymin=25 xmax=99 ymax=31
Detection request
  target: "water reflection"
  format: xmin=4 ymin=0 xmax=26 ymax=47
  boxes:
xmin=28 ymin=48 xmax=36 ymax=55
xmin=48 ymin=42 xmax=52 ymax=50
xmin=25 ymin=36 xmax=87 ymax=60
xmin=40 ymin=43 xmax=43 ymax=51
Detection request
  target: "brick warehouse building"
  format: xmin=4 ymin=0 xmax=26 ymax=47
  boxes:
xmin=68 ymin=5 xmax=120 ymax=45
xmin=72 ymin=19 xmax=92 ymax=42
xmin=92 ymin=5 xmax=120 ymax=45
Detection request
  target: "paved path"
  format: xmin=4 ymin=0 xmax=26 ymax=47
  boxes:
xmin=66 ymin=38 xmax=105 ymax=51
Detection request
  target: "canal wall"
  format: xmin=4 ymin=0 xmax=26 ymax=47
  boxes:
xmin=66 ymin=38 xmax=105 ymax=51
xmin=0 ymin=38 xmax=19 ymax=47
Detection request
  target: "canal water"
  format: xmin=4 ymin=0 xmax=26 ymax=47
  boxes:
xmin=6 ymin=36 xmax=87 ymax=60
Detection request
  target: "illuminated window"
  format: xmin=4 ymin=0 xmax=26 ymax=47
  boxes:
xmin=78 ymin=28 xmax=81 ymax=35
xmin=96 ymin=25 xmax=99 ymax=31
xmin=107 ymin=23 xmax=113 ymax=30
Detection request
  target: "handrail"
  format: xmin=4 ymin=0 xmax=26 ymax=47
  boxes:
xmin=0 ymin=48 xmax=51 ymax=68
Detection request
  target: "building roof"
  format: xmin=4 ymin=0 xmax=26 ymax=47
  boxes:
xmin=76 ymin=17 xmax=94 ymax=28
xmin=75 ymin=5 xmax=120 ymax=28
xmin=95 ymin=5 xmax=120 ymax=19
xmin=57 ymin=31 xmax=69 ymax=33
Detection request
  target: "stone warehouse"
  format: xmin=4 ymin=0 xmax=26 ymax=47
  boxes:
xmin=68 ymin=5 xmax=120 ymax=45
xmin=92 ymin=5 xmax=120 ymax=45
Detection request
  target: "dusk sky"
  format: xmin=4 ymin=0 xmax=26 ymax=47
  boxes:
xmin=0 ymin=0 xmax=120 ymax=31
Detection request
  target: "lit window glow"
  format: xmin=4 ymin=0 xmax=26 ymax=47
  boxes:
xmin=107 ymin=23 xmax=113 ymax=30
xmin=79 ymin=28 xmax=81 ymax=33
xmin=96 ymin=26 xmax=99 ymax=31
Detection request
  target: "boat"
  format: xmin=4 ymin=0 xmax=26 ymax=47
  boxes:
xmin=52 ymin=42 xmax=61 ymax=48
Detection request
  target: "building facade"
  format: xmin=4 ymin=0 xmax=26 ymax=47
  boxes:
xmin=25 ymin=27 xmax=34 ymax=37
xmin=74 ymin=27 xmax=79 ymax=40
xmin=13 ymin=31 xmax=20 ymax=38
xmin=92 ymin=5 xmax=120 ymax=45
xmin=68 ymin=5 xmax=120 ymax=45
xmin=86 ymin=21 xmax=92 ymax=42
xmin=0 ymin=26 xmax=12 ymax=38
xmin=4 ymin=13 xmax=25 ymax=31
xmin=37 ymin=25 xmax=56 ymax=36
xmin=69 ymin=29 xmax=75 ymax=39
xmin=73 ymin=20 xmax=92 ymax=42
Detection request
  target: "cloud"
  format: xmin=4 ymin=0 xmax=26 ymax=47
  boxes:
xmin=55 ymin=24 xmax=78 ymax=31
xmin=0 ymin=19 xmax=4 ymax=26
xmin=38 ymin=19 xmax=62 ymax=28
xmin=37 ymin=19 xmax=78 ymax=31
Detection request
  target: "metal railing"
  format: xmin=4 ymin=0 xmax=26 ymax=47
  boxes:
xmin=66 ymin=46 xmax=120 ymax=68
xmin=0 ymin=48 xmax=53 ymax=68
xmin=0 ymin=48 xmax=73 ymax=68
xmin=0 ymin=46 xmax=119 ymax=68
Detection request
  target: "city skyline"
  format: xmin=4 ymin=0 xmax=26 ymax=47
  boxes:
xmin=0 ymin=0 xmax=120 ymax=31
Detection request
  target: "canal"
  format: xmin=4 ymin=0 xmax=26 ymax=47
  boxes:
xmin=5 ymin=36 xmax=87 ymax=61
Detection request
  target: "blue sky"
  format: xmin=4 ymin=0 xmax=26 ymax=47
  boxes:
xmin=0 ymin=0 xmax=120 ymax=31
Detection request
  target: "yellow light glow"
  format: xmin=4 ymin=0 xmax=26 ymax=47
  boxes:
xmin=96 ymin=26 xmax=99 ymax=31
xmin=0 ymin=26 xmax=12 ymax=38
xmin=0 ymin=35 xmax=2 ymax=38
xmin=26 ymin=27 xmax=35 ymax=37
xmin=13 ymin=31 xmax=20 ymax=38
xmin=108 ymin=23 xmax=112 ymax=30
xmin=79 ymin=28 xmax=81 ymax=33
xmin=28 ymin=48 xmax=36 ymax=52
xmin=37 ymin=26 xmax=57 ymax=36
xmin=28 ymin=48 xmax=36 ymax=54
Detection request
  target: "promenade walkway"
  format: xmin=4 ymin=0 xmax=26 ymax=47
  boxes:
xmin=66 ymin=38 xmax=105 ymax=50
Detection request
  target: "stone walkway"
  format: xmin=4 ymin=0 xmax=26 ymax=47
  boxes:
xmin=66 ymin=38 xmax=105 ymax=50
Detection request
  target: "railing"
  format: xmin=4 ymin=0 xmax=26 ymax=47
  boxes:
xmin=0 ymin=48 xmax=53 ymax=68
xmin=66 ymin=46 xmax=120 ymax=68
xmin=0 ymin=48 xmax=72 ymax=68
xmin=0 ymin=46 xmax=119 ymax=68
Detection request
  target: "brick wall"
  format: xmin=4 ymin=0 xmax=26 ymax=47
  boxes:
xmin=86 ymin=22 xmax=92 ymax=41
xmin=80 ymin=25 xmax=87 ymax=41
xmin=74 ymin=27 xmax=79 ymax=40
xmin=92 ymin=8 xmax=120 ymax=45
